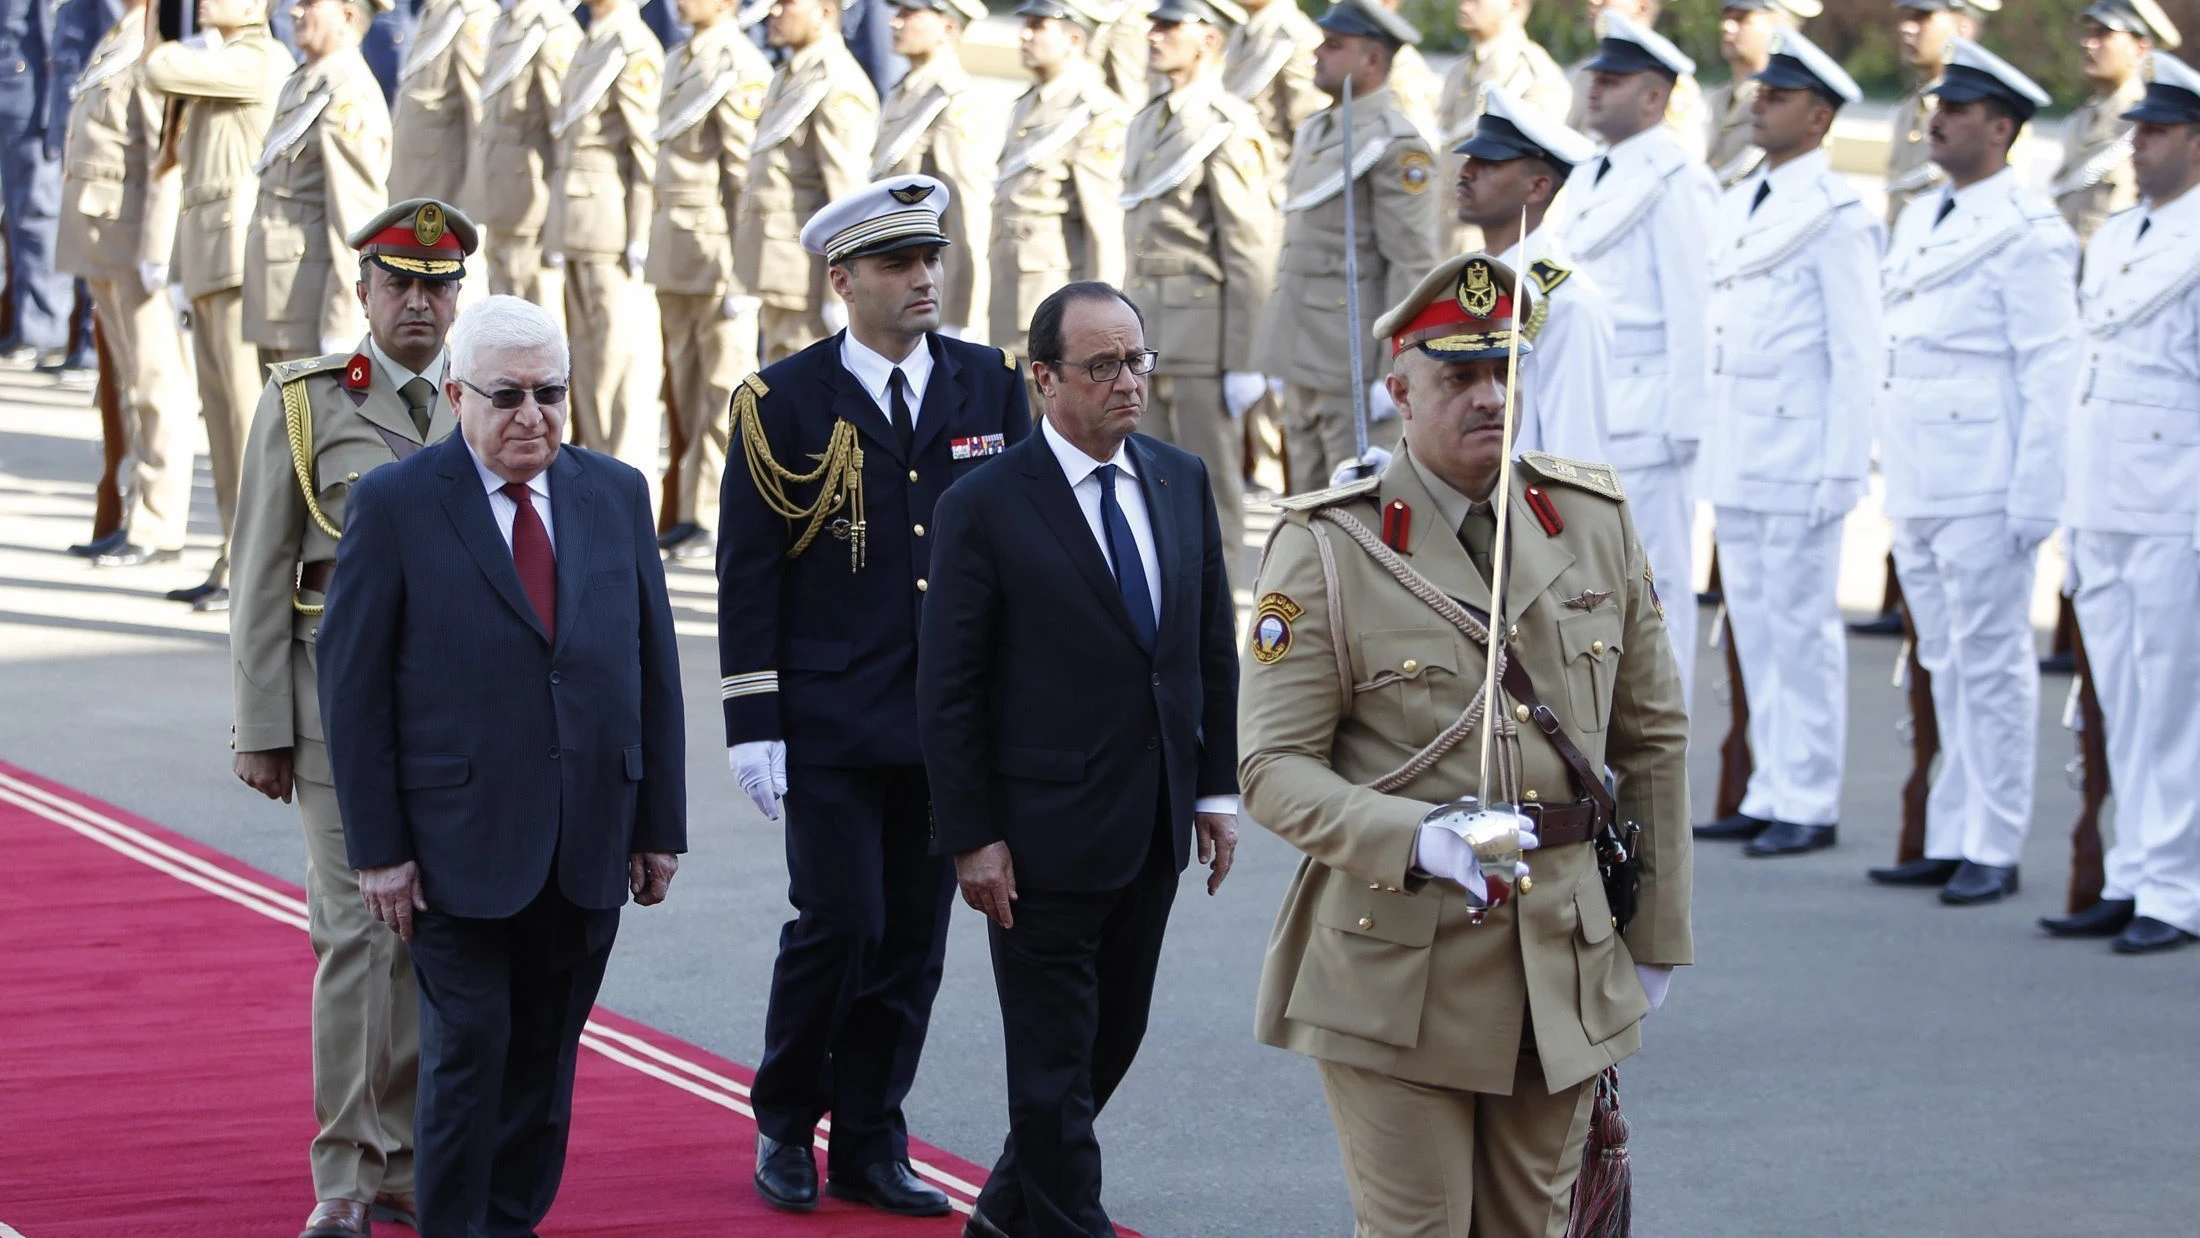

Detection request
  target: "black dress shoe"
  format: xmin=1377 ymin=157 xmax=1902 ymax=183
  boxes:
xmin=1743 ymin=821 xmax=1836 ymax=857
xmin=1939 ymin=862 xmax=2019 ymax=905
xmin=1868 ymin=857 xmax=1960 ymax=886
xmin=1847 ymin=611 xmax=1905 ymax=636
xmin=191 ymin=587 xmax=231 ymax=612
xmin=1695 ymin=588 xmax=1722 ymax=606
xmin=826 ymin=1160 xmax=951 ymax=1217
xmin=68 ymin=528 xmax=129 ymax=558
xmin=2039 ymin=897 xmax=2134 ymax=938
xmin=2112 ymin=916 xmax=2197 ymax=955
xmin=963 ymin=1207 xmax=1016 ymax=1238
xmin=2038 ymin=650 xmax=2076 ymax=674
xmin=94 ymin=543 xmax=180 ymax=567
xmin=753 ymin=1134 xmax=818 ymax=1212
xmin=656 ymin=521 xmax=702 ymax=551
xmin=166 ymin=580 xmax=225 ymax=604
xmin=1693 ymin=812 xmax=1771 ymax=841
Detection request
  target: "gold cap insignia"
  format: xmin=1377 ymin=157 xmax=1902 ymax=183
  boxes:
xmin=414 ymin=202 xmax=446 ymax=247
xmin=889 ymin=183 xmax=935 ymax=205
xmin=1457 ymin=259 xmax=1498 ymax=318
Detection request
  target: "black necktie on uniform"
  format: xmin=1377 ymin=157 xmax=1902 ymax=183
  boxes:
xmin=1750 ymin=179 xmax=1772 ymax=216
xmin=1933 ymin=196 xmax=1956 ymax=228
xmin=1595 ymin=156 xmax=1612 ymax=185
xmin=888 ymin=367 xmax=914 ymax=457
xmin=2139 ymin=216 xmax=2153 ymax=240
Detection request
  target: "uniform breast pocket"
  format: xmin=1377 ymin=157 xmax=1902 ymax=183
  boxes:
xmin=1904 ymin=378 xmax=2009 ymax=498
xmin=1014 ymin=221 xmax=1070 ymax=273
xmin=1557 ymin=609 xmax=1623 ymax=733
xmin=2104 ymin=402 xmax=2200 ymax=516
xmin=1351 ymin=628 xmax=1465 ymax=749
xmin=1572 ymin=877 xmax=1645 ymax=1044
xmin=1159 ymin=275 xmax=1222 ymax=372
xmin=253 ymin=214 xmax=310 ymax=265
xmin=316 ymin=443 xmax=392 ymax=507
xmin=1728 ymin=374 xmax=1824 ymax=483
xmin=73 ymin=177 xmax=123 ymax=221
xmin=1286 ymin=876 xmax=1442 ymax=1048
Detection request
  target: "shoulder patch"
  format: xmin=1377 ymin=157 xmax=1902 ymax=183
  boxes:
xmin=1527 ymin=258 xmax=1570 ymax=296
xmin=1518 ymin=451 xmax=1624 ymax=502
xmin=1272 ymin=473 xmax=1382 ymax=512
xmin=267 ymin=352 xmax=351 ymax=384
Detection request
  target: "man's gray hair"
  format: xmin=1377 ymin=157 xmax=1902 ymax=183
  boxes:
xmin=448 ymin=295 xmax=570 ymax=381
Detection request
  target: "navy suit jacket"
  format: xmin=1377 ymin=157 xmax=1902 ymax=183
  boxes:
xmin=717 ymin=331 xmax=1031 ymax=767
xmin=916 ymin=429 xmax=1239 ymax=892
xmin=319 ymin=436 xmax=687 ymax=920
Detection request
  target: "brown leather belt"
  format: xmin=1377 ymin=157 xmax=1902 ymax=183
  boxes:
xmin=1520 ymin=799 xmax=1598 ymax=848
xmin=299 ymin=560 xmax=335 ymax=594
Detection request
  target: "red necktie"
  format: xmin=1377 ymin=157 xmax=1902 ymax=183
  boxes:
xmin=501 ymin=481 xmax=556 ymax=641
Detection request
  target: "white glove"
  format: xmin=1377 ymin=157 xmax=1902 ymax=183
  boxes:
xmin=1414 ymin=804 xmax=1539 ymax=904
xmin=196 ymin=26 xmax=223 ymax=48
xmin=1329 ymin=446 xmax=1392 ymax=488
xmin=722 ymin=293 xmax=761 ymax=321
xmin=137 ymin=260 xmax=168 ymax=296
xmin=728 ymin=740 xmax=789 ymax=821
xmin=543 ymin=250 xmax=566 ymax=269
xmin=1808 ymin=478 xmax=1862 ymax=528
xmin=1265 ymin=375 xmax=1285 ymax=402
xmin=623 ymin=241 xmax=647 ymax=278
xmin=1636 ymin=963 xmax=1673 ymax=1015
xmin=1367 ymin=380 xmax=1399 ymax=423
xmin=1222 ymin=371 xmax=1266 ymax=419
xmin=821 ymin=300 xmax=848 ymax=333
xmin=319 ymin=334 xmax=349 ymax=357
xmin=939 ymin=324 xmax=965 ymax=340
xmin=2007 ymin=515 xmax=2056 ymax=558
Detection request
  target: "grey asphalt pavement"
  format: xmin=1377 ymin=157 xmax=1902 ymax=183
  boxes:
xmin=2 ymin=375 xmax=2192 ymax=1238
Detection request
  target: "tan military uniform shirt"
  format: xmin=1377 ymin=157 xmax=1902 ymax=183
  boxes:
xmin=230 ymin=346 xmax=457 ymax=782
xmin=545 ymin=3 xmax=662 ymax=260
xmin=989 ymin=59 xmax=1129 ymax=351
xmin=1702 ymin=75 xmax=1762 ymax=188
xmin=390 ymin=0 xmax=497 ymax=207
xmin=1121 ymin=70 xmax=1276 ymax=376
xmin=141 ymin=25 xmax=294 ymax=300
xmin=1565 ymin=57 xmax=1706 ymax=162
xmin=871 ymin=52 xmax=995 ymax=332
xmin=1086 ymin=0 xmax=1154 ymax=108
xmin=645 ymin=19 xmax=770 ymax=296
xmin=732 ymin=34 xmax=878 ymax=312
xmin=1240 ymin=453 xmax=1692 ymax=1095
xmin=1387 ymin=42 xmax=1439 ymax=136
xmin=57 ymin=16 xmax=170 ymax=283
xmin=1883 ymin=81 xmax=1942 ymax=228
xmin=2053 ymin=74 xmax=2145 ymax=247
xmin=1436 ymin=30 xmax=1569 ymax=251
xmin=1223 ymin=0 xmax=1324 ymax=170
xmin=1253 ymin=84 xmax=1435 ymax=391
xmin=471 ymin=0 xmax=584 ymax=239
xmin=245 ymin=48 xmax=393 ymax=350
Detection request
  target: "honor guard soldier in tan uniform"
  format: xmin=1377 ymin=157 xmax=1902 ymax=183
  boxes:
xmin=1704 ymin=0 xmax=1818 ymax=188
xmin=545 ymin=0 xmax=664 ymax=495
xmin=245 ymin=0 xmax=395 ymax=369
xmin=989 ymin=0 xmax=1130 ymax=356
xmin=1240 ymin=253 xmax=1691 ymax=1238
xmin=389 ymin=0 xmax=497 ymax=206
xmin=873 ymin=0 xmax=994 ymax=339
xmin=648 ymin=0 xmax=773 ymax=560
xmin=734 ymin=0 xmax=880 ymax=362
xmin=1224 ymin=0 xmax=1323 ymax=168
xmin=470 ymin=0 xmax=583 ymax=321
xmin=229 ymin=198 xmax=478 ymax=1238
xmin=2056 ymin=0 xmax=2179 ymax=244
xmin=1561 ymin=0 xmax=1705 ymax=161
xmin=1124 ymin=0 xmax=1275 ymax=568
xmin=1255 ymin=0 xmax=1434 ymax=489
xmin=1886 ymin=0 xmax=1996 ymax=227
xmin=60 ymin=0 xmax=193 ymax=569
xmin=1435 ymin=0 xmax=1569 ymax=254
xmin=143 ymin=0 xmax=297 ymax=611
xmin=1376 ymin=0 xmax=1436 ymax=132
xmin=1087 ymin=0 xmax=1156 ymax=105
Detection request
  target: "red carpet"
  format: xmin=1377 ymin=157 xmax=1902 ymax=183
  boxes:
xmin=0 ymin=760 xmax=1010 ymax=1237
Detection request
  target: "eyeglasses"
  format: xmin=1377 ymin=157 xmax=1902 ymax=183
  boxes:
xmin=460 ymin=378 xmax=569 ymax=410
xmin=1044 ymin=350 xmax=1158 ymax=384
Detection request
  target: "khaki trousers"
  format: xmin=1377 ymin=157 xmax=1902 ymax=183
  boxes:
xmin=1144 ymin=373 xmax=1244 ymax=575
xmin=760 ymin=302 xmax=827 ymax=365
xmin=298 ymin=774 xmax=419 ymax=1201
xmin=88 ymin=277 xmax=194 ymax=551
xmin=564 ymin=258 xmax=659 ymax=507
xmin=1317 ymin=1059 xmax=1594 ymax=1238
xmin=485 ymin=231 xmax=567 ymax=336
xmin=658 ymin=291 xmax=755 ymax=531
xmin=189 ymin=288 xmax=260 ymax=588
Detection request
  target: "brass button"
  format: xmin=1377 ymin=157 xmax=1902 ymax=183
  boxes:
xmin=1514 ymin=703 xmax=1530 ymax=722
xmin=1401 ymin=658 xmax=1419 ymax=673
xmin=346 ymin=471 xmax=360 ymax=482
xmin=913 ymin=523 xmax=925 ymax=537
xmin=916 ymin=578 xmax=929 ymax=592
xmin=908 ymin=469 xmax=920 ymax=483
xmin=1386 ymin=885 xmax=1400 ymax=893
xmin=1368 ymin=882 xmax=1381 ymax=890
xmin=1524 ymin=789 xmax=1538 ymax=802
xmin=1590 ymin=640 xmax=1605 ymax=655
xmin=1518 ymin=876 xmax=1533 ymax=895
xmin=1508 ymin=624 xmax=1519 ymax=641
xmin=1358 ymin=916 xmax=1375 ymax=930
xmin=1611 ymin=916 xmax=1619 ymax=928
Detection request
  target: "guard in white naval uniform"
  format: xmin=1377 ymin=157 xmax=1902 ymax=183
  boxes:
xmin=1452 ymin=85 xmax=1611 ymax=465
xmin=1693 ymin=30 xmax=1880 ymax=857
xmin=2040 ymin=52 xmax=2200 ymax=955
xmin=1558 ymin=13 xmax=1716 ymax=705
xmin=1864 ymin=40 xmax=2079 ymax=907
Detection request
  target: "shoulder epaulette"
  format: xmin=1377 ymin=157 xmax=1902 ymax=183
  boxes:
xmin=268 ymin=352 xmax=349 ymax=385
xmin=1528 ymin=258 xmax=1571 ymax=296
xmin=1273 ymin=473 xmax=1382 ymax=512
xmin=1000 ymin=348 xmax=1015 ymax=370
xmin=1519 ymin=451 xmax=1624 ymax=502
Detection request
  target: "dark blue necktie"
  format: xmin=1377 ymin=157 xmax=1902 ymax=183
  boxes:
xmin=1094 ymin=463 xmax=1156 ymax=651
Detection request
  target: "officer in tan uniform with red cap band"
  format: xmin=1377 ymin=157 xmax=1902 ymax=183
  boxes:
xmin=1240 ymin=252 xmax=1691 ymax=1238
xmin=229 ymin=197 xmax=479 ymax=1238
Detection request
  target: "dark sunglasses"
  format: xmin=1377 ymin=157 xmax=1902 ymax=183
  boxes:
xmin=460 ymin=378 xmax=569 ymax=410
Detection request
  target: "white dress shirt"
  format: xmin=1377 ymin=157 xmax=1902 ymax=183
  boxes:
xmin=840 ymin=330 xmax=936 ymax=424
xmin=468 ymin=439 xmax=555 ymax=553
xmin=1040 ymin=415 xmax=1237 ymax=817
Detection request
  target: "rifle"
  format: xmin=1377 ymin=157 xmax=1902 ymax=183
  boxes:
xmin=1706 ymin=549 xmax=1753 ymax=819
xmin=2065 ymin=620 xmax=2109 ymax=912
xmin=1891 ymin=603 xmax=1938 ymax=864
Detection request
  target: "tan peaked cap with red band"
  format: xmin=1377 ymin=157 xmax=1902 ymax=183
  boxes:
xmin=346 ymin=197 xmax=480 ymax=281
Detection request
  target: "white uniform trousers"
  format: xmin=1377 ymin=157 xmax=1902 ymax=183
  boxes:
xmin=1715 ymin=507 xmax=1846 ymax=826
xmin=2072 ymin=531 xmax=2200 ymax=935
xmin=1627 ymin=461 xmax=1697 ymax=714
xmin=1890 ymin=514 xmax=2038 ymax=868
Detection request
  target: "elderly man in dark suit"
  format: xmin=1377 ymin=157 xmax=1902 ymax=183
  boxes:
xmin=316 ymin=293 xmax=687 ymax=1238
xmin=917 ymin=281 xmax=1240 ymax=1238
